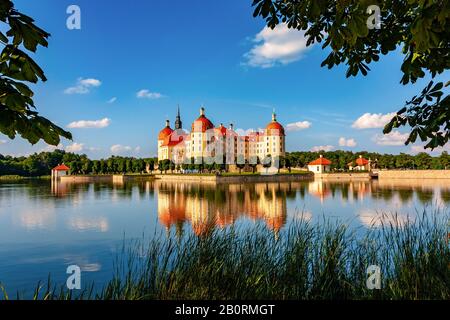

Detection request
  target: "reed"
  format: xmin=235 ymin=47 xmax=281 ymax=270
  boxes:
xmin=2 ymin=209 xmax=449 ymax=300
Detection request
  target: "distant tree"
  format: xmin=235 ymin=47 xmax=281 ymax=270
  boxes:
xmin=145 ymin=159 xmax=152 ymax=173
xmin=440 ymin=151 xmax=450 ymax=169
xmin=414 ymin=152 xmax=433 ymax=169
xmin=0 ymin=0 xmax=72 ymax=145
xmin=107 ymin=158 xmax=116 ymax=173
xmin=92 ymin=160 xmax=100 ymax=174
xmin=125 ymin=159 xmax=133 ymax=173
xmin=69 ymin=160 xmax=80 ymax=175
xmin=100 ymin=159 xmax=107 ymax=174
xmin=284 ymin=157 xmax=292 ymax=173
xmin=81 ymin=159 xmax=92 ymax=175
xmin=169 ymin=161 xmax=176 ymax=173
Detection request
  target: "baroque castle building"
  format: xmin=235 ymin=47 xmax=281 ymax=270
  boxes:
xmin=157 ymin=106 xmax=286 ymax=165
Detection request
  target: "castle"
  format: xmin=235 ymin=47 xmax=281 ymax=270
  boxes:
xmin=157 ymin=107 xmax=286 ymax=166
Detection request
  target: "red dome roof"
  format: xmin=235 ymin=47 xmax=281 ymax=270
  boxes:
xmin=215 ymin=124 xmax=227 ymax=136
xmin=266 ymin=121 xmax=285 ymax=136
xmin=158 ymin=126 xmax=173 ymax=140
xmin=192 ymin=115 xmax=214 ymax=132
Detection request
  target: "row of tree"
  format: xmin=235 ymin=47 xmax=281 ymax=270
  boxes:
xmin=0 ymin=150 xmax=157 ymax=177
xmin=1 ymin=149 xmax=449 ymax=177
xmin=285 ymin=150 xmax=450 ymax=171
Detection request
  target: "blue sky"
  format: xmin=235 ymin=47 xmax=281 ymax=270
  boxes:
xmin=0 ymin=0 xmax=447 ymax=159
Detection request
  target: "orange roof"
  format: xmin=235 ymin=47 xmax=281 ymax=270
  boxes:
xmin=356 ymin=157 xmax=369 ymax=166
xmin=158 ymin=126 xmax=174 ymax=140
xmin=192 ymin=115 xmax=214 ymax=132
xmin=266 ymin=121 xmax=285 ymax=136
xmin=215 ymin=124 xmax=227 ymax=136
xmin=53 ymin=164 xmax=70 ymax=171
xmin=161 ymin=132 xmax=185 ymax=147
xmin=309 ymin=157 xmax=332 ymax=166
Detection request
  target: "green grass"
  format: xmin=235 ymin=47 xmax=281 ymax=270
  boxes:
xmin=0 ymin=175 xmax=51 ymax=180
xmin=1 ymin=210 xmax=449 ymax=300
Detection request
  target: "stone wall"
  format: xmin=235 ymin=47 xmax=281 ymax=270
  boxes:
xmin=314 ymin=172 xmax=371 ymax=180
xmin=60 ymin=175 xmax=113 ymax=183
xmin=378 ymin=170 xmax=450 ymax=179
xmin=154 ymin=173 xmax=313 ymax=183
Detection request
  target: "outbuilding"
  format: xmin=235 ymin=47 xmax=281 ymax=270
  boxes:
xmin=51 ymin=164 xmax=70 ymax=180
xmin=308 ymin=155 xmax=332 ymax=173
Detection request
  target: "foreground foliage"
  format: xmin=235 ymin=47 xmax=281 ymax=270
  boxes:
xmin=251 ymin=0 xmax=449 ymax=149
xmin=0 ymin=0 xmax=72 ymax=145
xmin=3 ymin=211 xmax=449 ymax=300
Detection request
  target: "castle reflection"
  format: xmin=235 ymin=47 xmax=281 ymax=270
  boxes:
xmin=156 ymin=182 xmax=288 ymax=236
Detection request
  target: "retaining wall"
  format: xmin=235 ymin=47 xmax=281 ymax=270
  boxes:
xmin=154 ymin=173 xmax=313 ymax=183
xmin=378 ymin=170 xmax=450 ymax=179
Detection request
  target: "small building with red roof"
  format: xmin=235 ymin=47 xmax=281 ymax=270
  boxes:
xmin=348 ymin=155 xmax=371 ymax=171
xmin=308 ymin=155 xmax=332 ymax=173
xmin=51 ymin=164 xmax=70 ymax=180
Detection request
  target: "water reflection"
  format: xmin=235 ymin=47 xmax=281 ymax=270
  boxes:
xmin=0 ymin=179 xmax=448 ymax=239
xmin=0 ymin=178 xmax=448 ymax=296
xmin=156 ymin=182 xmax=289 ymax=236
xmin=153 ymin=179 xmax=449 ymax=235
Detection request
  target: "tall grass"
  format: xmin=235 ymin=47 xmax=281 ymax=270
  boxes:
xmin=2 ymin=210 xmax=449 ymax=300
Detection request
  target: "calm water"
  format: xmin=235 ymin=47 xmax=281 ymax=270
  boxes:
xmin=0 ymin=178 xmax=449 ymax=296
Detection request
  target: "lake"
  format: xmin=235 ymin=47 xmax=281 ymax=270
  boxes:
xmin=0 ymin=178 xmax=449 ymax=296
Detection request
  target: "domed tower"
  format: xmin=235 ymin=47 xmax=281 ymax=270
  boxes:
xmin=158 ymin=119 xmax=174 ymax=161
xmin=190 ymin=107 xmax=214 ymax=159
xmin=264 ymin=111 xmax=285 ymax=158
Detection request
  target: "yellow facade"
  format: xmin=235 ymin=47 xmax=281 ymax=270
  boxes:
xmin=157 ymin=107 xmax=286 ymax=165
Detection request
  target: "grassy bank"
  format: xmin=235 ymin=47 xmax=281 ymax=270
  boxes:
xmin=0 ymin=175 xmax=51 ymax=180
xmin=2 ymin=211 xmax=449 ymax=300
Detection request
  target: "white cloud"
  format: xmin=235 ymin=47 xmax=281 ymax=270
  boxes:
xmin=286 ymin=121 xmax=312 ymax=131
xmin=338 ymin=137 xmax=357 ymax=147
xmin=137 ymin=89 xmax=164 ymax=99
xmin=373 ymin=131 xmax=409 ymax=146
xmin=352 ymin=112 xmax=396 ymax=129
xmin=40 ymin=143 xmax=64 ymax=153
xmin=110 ymin=145 xmax=142 ymax=155
xmin=110 ymin=144 xmax=132 ymax=154
xmin=244 ymin=24 xmax=311 ymax=68
xmin=67 ymin=118 xmax=111 ymax=129
xmin=311 ymin=145 xmax=334 ymax=152
xmin=64 ymin=78 xmax=102 ymax=95
xmin=359 ymin=209 xmax=409 ymax=228
xmin=66 ymin=143 xmax=84 ymax=153
xmin=107 ymin=97 xmax=117 ymax=104
xmin=0 ymin=140 xmax=7 ymax=145
xmin=411 ymin=144 xmax=450 ymax=155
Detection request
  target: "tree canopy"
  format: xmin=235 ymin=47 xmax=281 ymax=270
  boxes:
xmin=252 ymin=0 xmax=449 ymax=149
xmin=0 ymin=0 xmax=72 ymax=145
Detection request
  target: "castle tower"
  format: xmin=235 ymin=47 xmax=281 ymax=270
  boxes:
xmin=175 ymin=105 xmax=182 ymax=130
